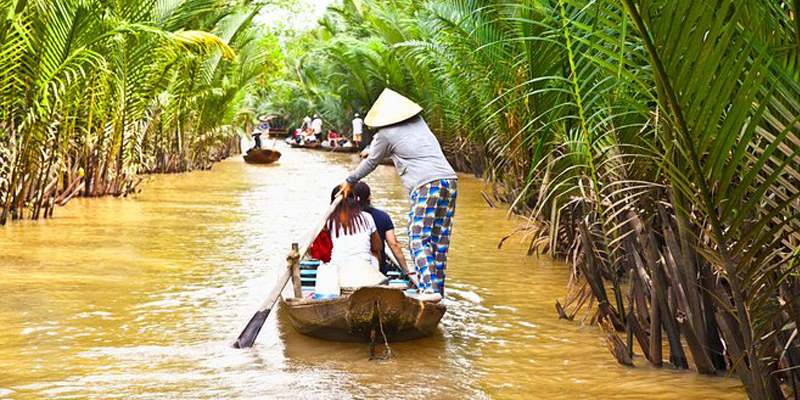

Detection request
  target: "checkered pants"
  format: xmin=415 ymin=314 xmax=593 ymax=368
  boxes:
xmin=408 ymin=179 xmax=457 ymax=294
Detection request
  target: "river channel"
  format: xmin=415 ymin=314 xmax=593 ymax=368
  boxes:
xmin=0 ymin=144 xmax=744 ymax=399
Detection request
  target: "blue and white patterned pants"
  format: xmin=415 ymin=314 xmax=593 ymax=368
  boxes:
xmin=408 ymin=179 xmax=457 ymax=294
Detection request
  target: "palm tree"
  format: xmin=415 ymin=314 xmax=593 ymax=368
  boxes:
xmin=0 ymin=0 xmax=269 ymax=224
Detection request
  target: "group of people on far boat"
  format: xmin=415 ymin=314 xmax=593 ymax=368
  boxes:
xmin=287 ymin=113 xmax=363 ymax=149
xmin=248 ymin=111 xmax=364 ymax=151
xmin=307 ymin=89 xmax=458 ymax=302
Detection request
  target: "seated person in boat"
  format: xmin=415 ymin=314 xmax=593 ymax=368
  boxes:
xmin=352 ymin=182 xmax=418 ymax=286
xmin=302 ymin=128 xmax=318 ymax=145
xmin=326 ymin=130 xmax=339 ymax=147
xmin=313 ymin=186 xmax=386 ymax=298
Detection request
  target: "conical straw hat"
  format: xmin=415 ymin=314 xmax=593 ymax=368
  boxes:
xmin=364 ymin=89 xmax=423 ymax=128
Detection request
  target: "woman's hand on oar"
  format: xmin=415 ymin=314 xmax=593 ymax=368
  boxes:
xmin=337 ymin=182 xmax=351 ymax=198
xmin=234 ymin=194 xmax=344 ymax=349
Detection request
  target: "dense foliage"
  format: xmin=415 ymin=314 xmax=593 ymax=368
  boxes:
xmin=0 ymin=0 xmax=272 ymax=224
xmin=276 ymin=1 xmax=800 ymax=398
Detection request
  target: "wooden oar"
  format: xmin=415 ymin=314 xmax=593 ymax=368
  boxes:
xmin=234 ymin=194 xmax=343 ymax=349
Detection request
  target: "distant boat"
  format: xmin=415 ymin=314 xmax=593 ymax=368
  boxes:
xmin=288 ymin=141 xmax=321 ymax=149
xmin=320 ymin=143 xmax=358 ymax=153
xmin=243 ymin=148 xmax=281 ymax=164
xmin=262 ymin=115 xmax=290 ymax=138
xmin=288 ymin=140 xmax=358 ymax=153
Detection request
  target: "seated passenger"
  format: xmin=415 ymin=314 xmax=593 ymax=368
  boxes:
xmin=302 ymin=129 xmax=318 ymax=145
xmin=313 ymin=186 xmax=385 ymax=298
xmin=353 ymin=182 xmax=418 ymax=287
xmin=327 ymin=130 xmax=339 ymax=147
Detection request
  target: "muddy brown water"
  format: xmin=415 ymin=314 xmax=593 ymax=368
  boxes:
xmin=0 ymin=144 xmax=744 ymax=399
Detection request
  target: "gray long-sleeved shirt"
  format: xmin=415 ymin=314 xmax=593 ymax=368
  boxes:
xmin=347 ymin=116 xmax=457 ymax=192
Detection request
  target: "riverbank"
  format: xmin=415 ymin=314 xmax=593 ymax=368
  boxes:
xmin=0 ymin=146 xmax=745 ymax=398
xmin=0 ymin=137 xmax=240 ymax=226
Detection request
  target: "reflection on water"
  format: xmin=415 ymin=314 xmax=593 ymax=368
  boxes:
xmin=0 ymin=143 xmax=744 ymax=399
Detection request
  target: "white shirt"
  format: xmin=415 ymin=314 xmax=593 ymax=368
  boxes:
xmin=352 ymin=117 xmax=363 ymax=135
xmin=311 ymin=118 xmax=323 ymax=134
xmin=329 ymin=212 xmax=376 ymax=266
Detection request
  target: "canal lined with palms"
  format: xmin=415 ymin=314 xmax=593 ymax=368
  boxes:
xmin=0 ymin=144 xmax=743 ymax=398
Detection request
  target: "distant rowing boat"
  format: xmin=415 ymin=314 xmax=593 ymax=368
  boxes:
xmin=321 ymin=143 xmax=358 ymax=153
xmin=289 ymin=141 xmax=359 ymax=153
xmin=243 ymin=148 xmax=281 ymax=164
xmin=288 ymin=141 xmax=320 ymax=150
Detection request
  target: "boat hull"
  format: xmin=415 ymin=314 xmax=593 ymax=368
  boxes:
xmin=289 ymin=142 xmax=320 ymax=149
xmin=282 ymin=286 xmax=446 ymax=343
xmin=267 ymin=128 xmax=290 ymax=138
xmin=289 ymin=142 xmax=357 ymax=153
xmin=321 ymin=145 xmax=358 ymax=153
xmin=243 ymin=149 xmax=281 ymax=164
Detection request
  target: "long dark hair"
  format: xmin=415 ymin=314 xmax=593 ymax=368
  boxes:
xmin=328 ymin=185 xmax=368 ymax=237
xmin=353 ymin=181 xmax=371 ymax=209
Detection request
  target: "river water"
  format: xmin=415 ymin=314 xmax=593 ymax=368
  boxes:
xmin=0 ymin=144 xmax=744 ymax=399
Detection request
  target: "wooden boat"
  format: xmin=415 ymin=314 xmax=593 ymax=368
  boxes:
xmin=243 ymin=148 xmax=281 ymax=164
xmin=320 ymin=143 xmax=358 ymax=153
xmin=261 ymin=115 xmax=291 ymax=138
xmin=267 ymin=128 xmax=289 ymax=138
xmin=288 ymin=140 xmax=319 ymax=149
xmin=282 ymin=286 xmax=446 ymax=342
xmin=289 ymin=141 xmax=359 ymax=153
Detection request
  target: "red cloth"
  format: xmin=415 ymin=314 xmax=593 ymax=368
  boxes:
xmin=308 ymin=230 xmax=333 ymax=263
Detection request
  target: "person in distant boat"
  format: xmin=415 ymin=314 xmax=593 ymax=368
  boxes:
xmin=257 ymin=116 xmax=271 ymax=136
xmin=352 ymin=112 xmax=364 ymax=148
xmin=249 ymin=118 xmax=264 ymax=151
xmin=302 ymin=128 xmax=318 ymax=145
xmin=250 ymin=131 xmax=262 ymax=150
xmin=313 ymin=186 xmax=386 ymax=298
xmin=311 ymin=114 xmax=323 ymax=142
xmin=353 ymin=182 xmax=417 ymax=285
xmin=292 ymin=127 xmax=302 ymax=144
xmin=300 ymin=115 xmax=312 ymax=132
xmin=340 ymin=89 xmax=457 ymax=301
xmin=326 ymin=130 xmax=340 ymax=147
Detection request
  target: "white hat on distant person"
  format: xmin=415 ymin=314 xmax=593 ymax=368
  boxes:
xmin=364 ymin=88 xmax=422 ymax=128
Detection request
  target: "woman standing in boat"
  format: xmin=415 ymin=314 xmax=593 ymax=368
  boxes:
xmin=341 ymin=89 xmax=457 ymax=301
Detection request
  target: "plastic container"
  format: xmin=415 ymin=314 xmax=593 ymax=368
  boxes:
xmin=314 ymin=263 xmax=340 ymax=299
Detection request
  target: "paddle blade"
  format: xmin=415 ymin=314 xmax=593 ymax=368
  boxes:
xmin=233 ymin=309 xmax=270 ymax=348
